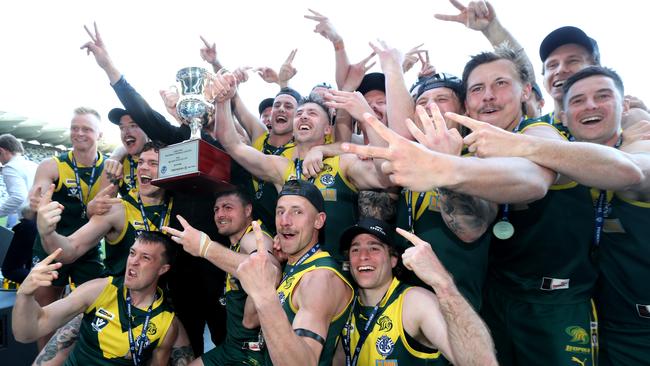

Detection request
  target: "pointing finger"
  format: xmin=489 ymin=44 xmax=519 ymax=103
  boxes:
xmin=342 ymin=143 xmax=391 ymax=161
xmin=176 ymin=215 xmax=191 ymax=230
xmin=396 ymin=228 xmax=429 ymax=246
xmin=200 ymin=35 xmax=212 ymax=48
xmin=40 ymin=184 xmax=55 ymax=207
xmin=252 ymin=221 xmax=266 ymax=254
xmin=161 ymin=225 xmax=182 ymax=238
xmin=446 ymin=112 xmax=483 ymax=131
xmin=449 ymin=0 xmax=467 ymax=11
xmin=42 ymin=248 xmax=64 ymax=265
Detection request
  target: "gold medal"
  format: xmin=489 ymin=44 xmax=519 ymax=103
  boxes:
xmin=493 ymin=221 xmax=515 ymax=240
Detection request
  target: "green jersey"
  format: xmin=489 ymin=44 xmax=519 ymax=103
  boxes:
xmin=396 ymin=189 xmax=490 ymax=309
xmin=521 ymin=112 xmax=571 ymax=140
xmin=65 ymin=276 xmax=174 ymax=366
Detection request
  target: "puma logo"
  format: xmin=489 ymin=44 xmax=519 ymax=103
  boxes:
xmin=571 ymin=356 xmax=587 ymax=366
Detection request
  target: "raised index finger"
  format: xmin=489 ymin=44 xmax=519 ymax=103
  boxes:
xmin=396 ymin=228 xmax=429 ymax=246
xmin=40 ymin=183 xmax=55 ymax=207
xmin=285 ymin=49 xmax=297 ymax=64
xmin=200 ymin=35 xmax=212 ymax=48
xmin=448 ymin=0 xmax=467 ymax=11
xmin=42 ymin=247 xmax=64 ymax=265
xmin=445 ymin=112 xmax=483 ymax=131
xmin=251 ymin=221 xmax=266 ymax=254
xmin=84 ymin=24 xmax=97 ymax=43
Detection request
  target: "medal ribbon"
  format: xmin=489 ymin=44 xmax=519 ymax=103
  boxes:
xmin=256 ymin=136 xmax=291 ymax=199
xmin=406 ymin=190 xmax=426 ymax=232
xmin=126 ymin=289 xmax=155 ymax=366
xmin=70 ymin=152 xmax=99 ymax=218
xmin=136 ymin=195 xmax=169 ymax=232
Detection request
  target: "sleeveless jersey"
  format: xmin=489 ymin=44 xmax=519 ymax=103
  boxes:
xmin=283 ymin=156 xmax=358 ymax=262
xmin=251 ymin=132 xmax=296 ymax=235
xmin=270 ymin=250 xmax=353 ymax=366
xmin=65 ymin=276 xmax=174 ymax=366
xmin=520 ymin=112 xmax=571 ymax=140
xmin=224 ymin=220 xmax=273 ymax=343
xmin=489 ymin=181 xmax=598 ymax=304
xmin=104 ymin=196 xmax=173 ymax=276
xmin=343 ymin=278 xmax=443 ymax=365
xmin=597 ymin=194 xmax=650 ymax=326
xmin=395 ymin=189 xmax=490 ymax=310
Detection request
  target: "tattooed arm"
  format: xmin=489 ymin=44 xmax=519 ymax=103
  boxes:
xmin=32 ymin=314 xmax=82 ymax=366
xmin=437 ymin=188 xmax=497 ymax=243
xmin=149 ymin=317 xmax=194 ymax=366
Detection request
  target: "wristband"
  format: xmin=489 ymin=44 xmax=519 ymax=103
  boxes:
xmin=333 ymin=40 xmax=344 ymax=51
xmin=294 ymin=328 xmax=326 ymax=345
xmin=199 ymin=232 xmax=212 ymax=258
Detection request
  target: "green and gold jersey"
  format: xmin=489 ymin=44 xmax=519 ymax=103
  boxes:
xmin=343 ymin=278 xmax=443 ymax=365
xmin=597 ymin=194 xmax=650 ymax=326
xmin=251 ymin=132 xmax=296 ymax=235
xmin=117 ymin=155 xmax=138 ymax=198
xmin=65 ymin=276 xmax=174 ymax=366
xmin=283 ymin=156 xmax=358 ymax=262
xmin=104 ymin=196 xmax=173 ymax=277
xmin=489 ymin=181 xmax=598 ymax=304
xmin=271 ymin=250 xmax=353 ymax=366
xmin=520 ymin=112 xmax=571 ymax=140
xmin=224 ymin=220 xmax=272 ymax=343
xmin=395 ymin=189 xmax=490 ymax=310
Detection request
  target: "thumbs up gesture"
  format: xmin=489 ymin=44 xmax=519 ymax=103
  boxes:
xmin=36 ymin=184 xmax=64 ymax=236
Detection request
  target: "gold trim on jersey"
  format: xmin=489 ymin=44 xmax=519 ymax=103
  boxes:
xmin=54 ymin=151 xmax=105 ymax=201
xmin=107 ymin=197 xmax=174 ymax=245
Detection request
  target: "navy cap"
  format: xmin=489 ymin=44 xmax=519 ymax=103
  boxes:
xmin=278 ymin=180 xmax=325 ymax=213
xmin=357 ymin=72 xmax=385 ymax=96
xmin=339 ymin=216 xmax=395 ymax=254
xmin=107 ymin=108 xmax=130 ymax=125
xmin=258 ymin=98 xmax=275 ymax=115
xmin=276 ymin=87 xmax=302 ymax=104
xmin=539 ymin=26 xmax=600 ymax=63
xmin=412 ymin=72 xmax=463 ymax=101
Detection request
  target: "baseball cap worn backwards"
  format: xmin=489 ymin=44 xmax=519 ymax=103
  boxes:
xmin=278 ymin=179 xmax=325 ymax=213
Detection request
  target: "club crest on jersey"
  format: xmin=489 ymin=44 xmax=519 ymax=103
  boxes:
xmin=147 ymin=322 xmax=158 ymax=336
xmin=377 ymin=315 xmax=393 ymax=332
xmin=92 ymin=316 xmax=110 ymax=332
xmin=67 ymin=186 xmax=80 ymax=198
xmin=376 ymin=335 xmax=395 ymax=357
xmin=565 ymin=326 xmax=589 ymax=344
xmin=320 ymin=174 xmax=335 ymax=187
xmin=283 ymin=276 xmax=295 ymax=289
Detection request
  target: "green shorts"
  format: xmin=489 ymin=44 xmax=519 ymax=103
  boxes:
xmin=32 ymin=238 xmax=105 ymax=287
xmin=482 ymin=285 xmax=598 ymax=366
xmin=599 ymin=320 xmax=650 ymax=366
xmin=201 ymin=338 xmax=264 ymax=366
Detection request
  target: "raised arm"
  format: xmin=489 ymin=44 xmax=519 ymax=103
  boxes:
xmin=399 ymin=229 xmax=498 ymax=366
xmin=37 ymin=184 xmax=120 ymax=263
xmin=304 ymin=9 xmax=350 ymax=89
xmin=12 ymin=249 xmax=105 ymax=343
xmin=231 ymin=88 xmax=268 ymax=143
xmin=213 ymin=73 xmax=287 ymax=185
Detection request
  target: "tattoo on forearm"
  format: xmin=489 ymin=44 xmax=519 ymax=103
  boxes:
xmin=438 ymin=188 xmax=493 ymax=240
xmin=34 ymin=315 xmax=82 ymax=365
xmin=170 ymin=346 xmax=194 ymax=366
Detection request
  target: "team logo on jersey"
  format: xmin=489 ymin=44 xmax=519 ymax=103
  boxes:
xmin=637 ymin=304 xmax=650 ymax=319
xmin=68 ymin=186 xmax=80 ymax=198
xmin=376 ymin=335 xmax=394 ymax=357
xmin=565 ymin=326 xmax=589 ymax=344
xmin=91 ymin=316 xmax=110 ymax=332
xmin=283 ymin=276 xmax=295 ymax=289
xmin=377 ymin=315 xmax=393 ymax=332
xmin=147 ymin=322 xmax=157 ymax=336
xmin=540 ymin=277 xmax=570 ymax=291
xmin=320 ymin=174 xmax=335 ymax=187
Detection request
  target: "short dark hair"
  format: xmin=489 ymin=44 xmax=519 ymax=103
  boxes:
xmin=0 ymin=134 xmax=25 ymax=154
xmin=462 ymin=44 xmax=533 ymax=98
xmin=135 ymin=231 xmax=176 ymax=266
xmin=141 ymin=141 xmax=167 ymax=154
xmin=298 ymin=94 xmax=332 ymax=122
xmin=214 ymin=188 xmax=253 ymax=208
xmin=562 ymin=66 xmax=624 ymax=108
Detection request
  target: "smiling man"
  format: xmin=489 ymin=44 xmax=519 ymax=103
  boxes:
xmin=37 ymin=142 xmax=172 ymax=277
xmin=107 ymin=108 xmax=149 ymax=196
xmin=334 ymin=217 xmax=497 ymax=366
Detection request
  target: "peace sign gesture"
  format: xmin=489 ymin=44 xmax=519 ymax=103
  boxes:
xmin=434 ymin=0 xmax=495 ymax=32
xmin=304 ymin=8 xmax=342 ymax=44
xmin=163 ymin=215 xmax=207 ymax=258
xmin=80 ymin=22 xmax=114 ymax=70
xmin=408 ymin=104 xmax=463 ymax=156
xmin=17 ymin=248 xmax=64 ymax=296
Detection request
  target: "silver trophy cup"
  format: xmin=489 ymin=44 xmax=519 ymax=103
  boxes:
xmin=176 ymin=67 xmax=214 ymax=140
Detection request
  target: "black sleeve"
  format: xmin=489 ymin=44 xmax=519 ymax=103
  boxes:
xmin=111 ymin=76 xmax=189 ymax=144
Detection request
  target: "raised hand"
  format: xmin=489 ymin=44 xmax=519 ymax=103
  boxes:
xmin=416 ymin=51 xmax=437 ymax=78
xmin=301 ymin=147 xmax=325 ymax=179
xmin=324 ymin=89 xmax=374 ymax=121
xmin=207 ymin=70 xmax=238 ymax=104
xmin=342 ymin=113 xmax=458 ymax=192
xmin=278 ymin=49 xmax=298 ymax=87
xmin=160 ymin=87 xmax=181 ymax=119
xmin=304 ymin=9 xmax=343 ymax=44
xmin=407 ymin=104 xmax=463 ymax=156
xmin=36 ymin=184 xmax=64 ymax=236
xmin=341 ymin=52 xmax=376 ymax=92
xmin=402 ymin=43 xmax=426 ymax=73
xmin=199 ymin=36 xmax=219 ymax=66
xmin=163 ymin=215 xmax=205 ymax=257
xmin=368 ymin=40 xmax=403 ymax=72
xmin=236 ymin=221 xmax=281 ymax=301
xmin=397 ymin=228 xmax=452 ymax=290
xmin=447 ymin=112 xmax=523 ymax=157
xmin=233 ymin=67 xmax=252 ymax=84
xmin=86 ymin=183 xmax=120 ymax=217
xmin=434 ymin=0 xmax=495 ymax=31
xmin=103 ymin=158 xmax=124 ymax=184
xmin=254 ymin=67 xmax=280 ymax=85
xmin=80 ymin=22 xmax=113 ymax=70
xmin=17 ymin=248 xmax=63 ymax=296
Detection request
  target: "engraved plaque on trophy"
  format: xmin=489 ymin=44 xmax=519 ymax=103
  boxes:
xmin=152 ymin=67 xmax=232 ymax=193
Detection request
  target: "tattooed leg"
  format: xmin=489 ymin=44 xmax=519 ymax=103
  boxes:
xmin=171 ymin=345 xmax=194 ymax=366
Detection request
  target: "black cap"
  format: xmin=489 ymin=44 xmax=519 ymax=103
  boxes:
xmin=276 ymin=87 xmax=302 ymax=104
xmin=107 ymin=108 xmax=130 ymax=125
xmin=258 ymin=98 xmax=275 ymax=115
xmin=412 ymin=72 xmax=463 ymax=101
xmin=339 ymin=217 xmax=395 ymax=254
xmin=539 ymin=26 xmax=599 ymax=63
xmin=311 ymin=82 xmax=333 ymax=91
xmin=531 ymin=81 xmax=543 ymax=100
xmin=278 ymin=180 xmax=324 ymax=213
xmin=357 ymin=72 xmax=385 ymax=96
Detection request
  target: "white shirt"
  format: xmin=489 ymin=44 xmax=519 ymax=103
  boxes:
xmin=0 ymin=154 xmax=38 ymax=217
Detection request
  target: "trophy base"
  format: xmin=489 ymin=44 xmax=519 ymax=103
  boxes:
xmin=153 ymin=139 xmax=232 ymax=194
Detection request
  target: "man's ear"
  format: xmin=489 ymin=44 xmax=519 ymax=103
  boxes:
xmin=521 ymin=83 xmax=532 ymax=102
xmin=314 ymin=212 xmax=326 ymax=230
xmin=158 ymin=263 xmax=171 ymax=276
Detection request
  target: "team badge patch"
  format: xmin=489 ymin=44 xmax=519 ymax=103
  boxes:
xmin=147 ymin=322 xmax=157 ymax=336
xmin=565 ymin=326 xmax=589 ymax=344
xmin=320 ymin=174 xmax=335 ymax=187
xmin=376 ymin=335 xmax=395 ymax=357
xmin=377 ymin=315 xmax=393 ymax=332
xmin=91 ymin=316 xmax=110 ymax=332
